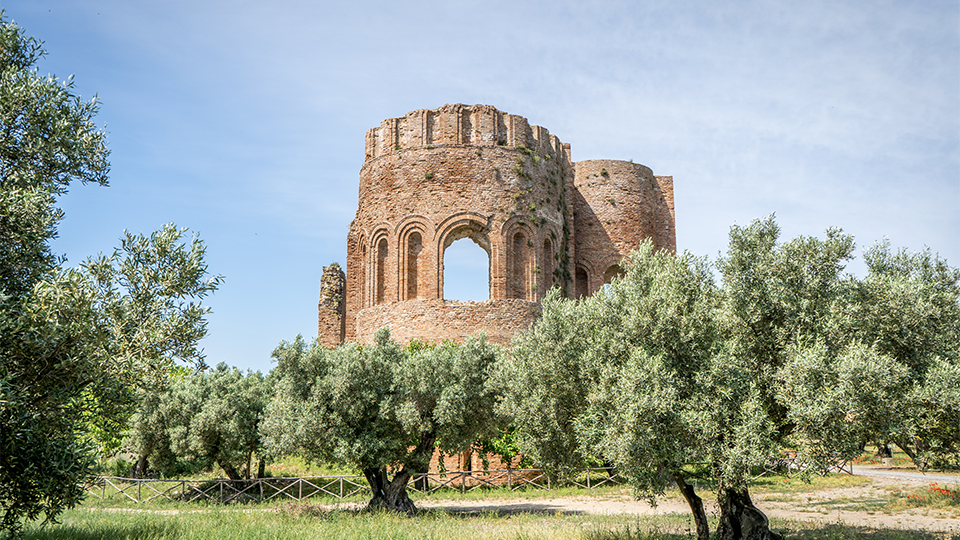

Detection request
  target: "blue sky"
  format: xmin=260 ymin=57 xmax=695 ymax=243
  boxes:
xmin=4 ymin=0 xmax=958 ymax=374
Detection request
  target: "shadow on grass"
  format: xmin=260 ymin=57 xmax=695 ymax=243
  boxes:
xmin=582 ymin=524 xmax=957 ymax=540
xmin=280 ymin=501 xmax=588 ymax=519
xmin=23 ymin=521 xmax=178 ymax=540
xmin=777 ymin=523 xmax=958 ymax=539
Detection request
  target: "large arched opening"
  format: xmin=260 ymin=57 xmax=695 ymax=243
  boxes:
xmin=442 ymin=238 xmax=490 ymax=301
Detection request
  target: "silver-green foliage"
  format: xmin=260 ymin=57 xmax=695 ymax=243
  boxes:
xmin=262 ymin=330 xmax=500 ymax=510
xmin=502 ymin=242 xmax=731 ymax=539
xmin=717 ymin=216 xmax=859 ymax=475
xmin=503 ymin=242 xmax=731 ymax=489
xmin=0 ymin=13 xmax=220 ymax=536
xmin=503 ymin=216 xmax=958 ymax=540
xmin=780 ymin=239 xmax=960 ymax=469
xmin=163 ymin=364 xmax=269 ymax=481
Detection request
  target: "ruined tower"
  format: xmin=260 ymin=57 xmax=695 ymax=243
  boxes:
xmin=318 ymin=104 xmax=676 ymax=346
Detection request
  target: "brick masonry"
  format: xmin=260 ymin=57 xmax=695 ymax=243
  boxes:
xmin=317 ymin=264 xmax=346 ymax=348
xmin=355 ymin=299 xmax=541 ymax=346
xmin=319 ymin=104 xmax=676 ymax=347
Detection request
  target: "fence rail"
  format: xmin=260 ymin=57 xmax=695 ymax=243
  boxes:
xmin=85 ymin=455 xmax=850 ymax=505
xmin=84 ymin=467 xmax=622 ymax=504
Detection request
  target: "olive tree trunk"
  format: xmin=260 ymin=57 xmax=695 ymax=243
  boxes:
xmin=362 ymin=432 xmax=436 ymax=513
xmin=363 ymin=467 xmax=417 ymax=513
xmin=716 ymin=487 xmax=783 ymax=540
xmin=130 ymin=455 xmax=149 ymax=479
xmin=672 ymin=472 xmax=710 ymax=540
xmin=219 ymin=461 xmax=242 ymax=482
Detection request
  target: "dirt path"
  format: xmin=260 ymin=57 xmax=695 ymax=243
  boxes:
xmin=95 ymin=475 xmax=960 ymax=534
xmin=416 ymin=476 xmax=960 ymax=534
xmin=853 ymin=466 xmax=960 ymax=485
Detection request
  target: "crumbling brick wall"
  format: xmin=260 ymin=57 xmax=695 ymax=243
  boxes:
xmin=317 ymin=264 xmax=345 ymax=348
xmin=321 ymin=104 xmax=677 ymax=346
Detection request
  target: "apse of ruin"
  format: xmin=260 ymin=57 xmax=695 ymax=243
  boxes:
xmin=318 ymin=104 xmax=676 ymax=347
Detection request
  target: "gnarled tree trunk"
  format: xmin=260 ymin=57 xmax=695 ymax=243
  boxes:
xmin=220 ymin=461 xmax=242 ymax=482
xmin=364 ymin=467 xmax=417 ymax=513
xmin=672 ymin=472 xmax=710 ymax=540
xmin=717 ymin=487 xmax=782 ymax=540
xmin=362 ymin=431 xmax=436 ymax=513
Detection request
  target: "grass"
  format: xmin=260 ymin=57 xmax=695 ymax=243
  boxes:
xmin=751 ymin=473 xmax=960 ymax=519
xmin=263 ymin=456 xmax=359 ymax=477
xmin=417 ymin=484 xmax=627 ymax=503
xmin=751 ymin=473 xmax=873 ymax=494
xmin=22 ymin=507 xmax=688 ymax=540
xmin=22 ymin=508 xmax=959 ymax=540
xmin=885 ymin=483 xmax=960 ymax=516
xmin=41 ymin=465 xmax=960 ymax=539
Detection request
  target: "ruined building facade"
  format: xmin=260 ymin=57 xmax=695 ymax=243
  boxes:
xmin=318 ymin=104 xmax=676 ymax=347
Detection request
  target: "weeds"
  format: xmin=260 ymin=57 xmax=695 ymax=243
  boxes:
xmin=887 ymin=482 xmax=960 ymax=516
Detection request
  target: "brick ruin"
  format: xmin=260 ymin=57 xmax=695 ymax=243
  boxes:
xmin=318 ymin=104 xmax=676 ymax=347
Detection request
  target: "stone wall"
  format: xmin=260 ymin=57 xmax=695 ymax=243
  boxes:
xmin=321 ymin=104 xmax=678 ymax=348
xmin=317 ymin=264 xmax=345 ymax=348
xmin=344 ymin=104 xmax=575 ymax=343
xmin=354 ymin=299 xmax=540 ymax=346
xmin=573 ymin=159 xmax=676 ymax=296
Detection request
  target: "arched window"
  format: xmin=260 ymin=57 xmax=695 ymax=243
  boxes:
xmin=376 ymin=238 xmax=388 ymax=305
xmin=511 ymin=232 xmax=529 ymax=300
xmin=443 ymin=237 xmax=489 ymax=301
xmin=575 ymin=267 xmax=589 ymax=299
xmin=406 ymin=232 xmax=422 ymax=299
xmin=541 ymin=238 xmax=553 ymax=294
xmin=604 ymin=264 xmax=625 ymax=285
xmin=360 ymin=241 xmax=367 ymax=307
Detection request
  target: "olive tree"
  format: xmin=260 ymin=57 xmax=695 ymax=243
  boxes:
xmin=710 ymin=217 xmax=858 ymax=539
xmin=502 ymin=243 xmax=738 ymax=540
xmin=163 ymin=364 xmax=269 ymax=481
xmin=503 ymin=219 xmax=869 ymax=540
xmin=262 ymin=330 xmax=501 ymax=512
xmin=780 ymin=240 xmax=960 ymax=469
xmin=0 ymin=14 xmax=220 ymax=536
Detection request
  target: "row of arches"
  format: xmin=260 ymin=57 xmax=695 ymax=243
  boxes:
xmin=575 ymin=260 xmax=625 ymax=299
xmin=352 ymin=213 xmax=561 ymax=309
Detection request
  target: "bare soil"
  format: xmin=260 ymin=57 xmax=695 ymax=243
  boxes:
xmin=96 ymin=471 xmax=960 ymax=534
xmin=414 ymin=475 xmax=960 ymax=534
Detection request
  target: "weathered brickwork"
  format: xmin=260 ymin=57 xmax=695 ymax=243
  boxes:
xmin=573 ymin=160 xmax=676 ymax=297
xmin=320 ymin=104 xmax=676 ymax=346
xmin=355 ymin=299 xmax=541 ymax=346
xmin=317 ymin=264 xmax=346 ymax=348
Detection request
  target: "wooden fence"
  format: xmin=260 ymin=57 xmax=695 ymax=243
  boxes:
xmin=84 ymin=455 xmax=850 ymax=505
xmin=84 ymin=467 xmax=624 ymax=504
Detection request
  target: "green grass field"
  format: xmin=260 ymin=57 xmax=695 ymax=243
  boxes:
xmin=31 ymin=450 xmax=960 ymax=540
xmin=20 ymin=473 xmax=960 ymax=540
xmin=20 ymin=506 xmax=957 ymax=540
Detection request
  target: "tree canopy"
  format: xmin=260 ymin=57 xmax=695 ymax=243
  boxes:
xmin=502 ymin=216 xmax=959 ymax=540
xmin=262 ymin=330 xmax=501 ymax=512
xmin=0 ymin=13 xmax=221 ymax=536
xmin=163 ymin=364 xmax=269 ymax=481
